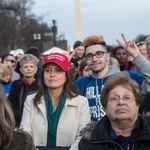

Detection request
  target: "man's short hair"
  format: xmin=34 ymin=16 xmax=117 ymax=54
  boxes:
xmin=83 ymin=35 xmax=109 ymax=52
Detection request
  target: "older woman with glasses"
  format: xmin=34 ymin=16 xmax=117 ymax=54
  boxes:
xmin=79 ymin=72 xmax=150 ymax=150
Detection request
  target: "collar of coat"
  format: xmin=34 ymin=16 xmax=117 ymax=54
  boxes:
xmin=80 ymin=115 xmax=150 ymax=142
xmin=37 ymin=96 xmax=79 ymax=108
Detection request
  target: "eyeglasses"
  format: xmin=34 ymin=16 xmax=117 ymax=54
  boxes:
xmin=108 ymin=95 xmax=135 ymax=104
xmin=136 ymin=41 xmax=145 ymax=46
xmin=6 ymin=60 xmax=16 ymax=64
xmin=85 ymin=51 xmax=107 ymax=60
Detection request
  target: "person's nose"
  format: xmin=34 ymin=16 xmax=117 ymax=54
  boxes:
xmin=92 ymin=55 xmax=97 ymax=60
xmin=50 ymin=71 xmax=55 ymax=77
xmin=118 ymin=98 xmax=125 ymax=104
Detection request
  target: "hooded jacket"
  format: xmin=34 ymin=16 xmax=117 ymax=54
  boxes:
xmin=74 ymin=65 xmax=120 ymax=122
xmin=79 ymin=115 xmax=150 ymax=150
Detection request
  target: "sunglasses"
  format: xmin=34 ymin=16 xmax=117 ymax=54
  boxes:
xmin=6 ymin=60 xmax=16 ymax=64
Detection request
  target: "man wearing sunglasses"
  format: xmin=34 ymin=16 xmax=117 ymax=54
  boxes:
xmin=74 ymin=34 xmax=150 ymax=122
xmin=2 ymin=54 xmax=20 ymax=81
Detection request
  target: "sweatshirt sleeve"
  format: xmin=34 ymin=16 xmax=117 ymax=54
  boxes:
xmin=132 ymin=53 xmax=150 ymax=94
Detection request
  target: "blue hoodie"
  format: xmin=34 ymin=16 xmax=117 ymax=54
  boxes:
xmin=74 ymin=65 xmax=145 ymax=122
xmin=74 ymin=66 xmax=120 ymax=122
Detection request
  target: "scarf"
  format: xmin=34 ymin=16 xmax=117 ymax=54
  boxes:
xmin=45 ymin=91 xmax=66 ymax=146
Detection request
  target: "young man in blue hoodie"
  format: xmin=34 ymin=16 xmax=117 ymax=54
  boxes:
xmin=74 ymin=33 xmax=150 ymax=122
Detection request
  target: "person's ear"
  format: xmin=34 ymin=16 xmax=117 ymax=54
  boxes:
xmin=20 ymin=68 xmax=23 ymax=74
xmin=34 ymin=66 xmax=38 ymax=74
xmin=106 ymin=53 xmax=110 ymax=62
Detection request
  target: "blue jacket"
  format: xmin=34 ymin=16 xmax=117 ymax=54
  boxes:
xmin=2 ymin=82 xmax=12 ymax=94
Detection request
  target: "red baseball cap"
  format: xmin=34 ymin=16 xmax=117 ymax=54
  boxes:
xmin=42 ymin=53 xmax=70 ymax=72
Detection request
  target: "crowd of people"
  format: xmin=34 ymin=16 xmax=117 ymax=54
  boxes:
xmin=0 ymin=33 xmax=150 ymax=150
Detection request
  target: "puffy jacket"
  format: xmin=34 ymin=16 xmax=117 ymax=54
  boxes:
xmin=79 ymin=115 xmax=150 ymax=150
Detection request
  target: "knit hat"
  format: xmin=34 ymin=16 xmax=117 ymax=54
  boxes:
xmin=42 ymin=53 xmax=70 ymax=72
xmin=73 ymin=41 xmax=84 ymax=49
xmin=25 ymin=47 xmax=40 ymax=59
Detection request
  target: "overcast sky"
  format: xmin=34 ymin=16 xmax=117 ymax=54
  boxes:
xmin=32 ymin=0 xmax=150 ymax=47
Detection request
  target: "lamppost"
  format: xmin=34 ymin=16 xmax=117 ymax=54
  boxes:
xmin=52 ymin=20 xmax=57 ymax=46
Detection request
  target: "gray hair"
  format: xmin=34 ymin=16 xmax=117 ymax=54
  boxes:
xmin=19 ymin=54 xmax=37 ymax=67
xmin=145 ymin=36 xmax=150 ymax=45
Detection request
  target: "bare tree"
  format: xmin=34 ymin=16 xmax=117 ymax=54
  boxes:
xmin=0 ymin=0 xmax=52 ymax=54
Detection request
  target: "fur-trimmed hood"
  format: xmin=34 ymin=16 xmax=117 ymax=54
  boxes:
xmin=80 ymin=122 xmax=96 ymax=141
xmin=142 ymin=112 xmax=150 ymax=119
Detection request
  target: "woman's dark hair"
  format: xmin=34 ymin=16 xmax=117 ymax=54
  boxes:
xmin=79 ymin=58 xmax=87 ymax=77
xmin=1 ymin=54 xmax=15 ymax=63
xmin=33 ymin=69 xmax=79 ymax=109
xmin=113 ymin=46 xmax=127 ymax=56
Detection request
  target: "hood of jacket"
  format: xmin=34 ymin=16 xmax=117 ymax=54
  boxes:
xmin=90 ymin=65 xmax=120 ymax=79
xmin=80 ymin=116 xmax=111 ymax=142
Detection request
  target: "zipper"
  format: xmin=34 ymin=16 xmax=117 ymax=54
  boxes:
xmin=127 ymin=144 xmax=130 ymax=150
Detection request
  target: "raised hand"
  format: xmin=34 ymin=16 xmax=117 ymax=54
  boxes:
xmin=63 ymin=44 xmax=76 ymax=61
xmin=116 ymin=33 xmax=140 ymax=58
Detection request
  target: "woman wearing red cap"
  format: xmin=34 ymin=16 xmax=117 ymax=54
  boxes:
xmin=20 ymin=53 xmax=90 ymax=149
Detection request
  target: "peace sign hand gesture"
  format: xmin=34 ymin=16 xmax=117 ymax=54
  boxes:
xmin=116 ymin=33 xmax=140 ymax=59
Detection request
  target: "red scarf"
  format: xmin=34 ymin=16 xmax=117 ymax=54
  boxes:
xmin=123 ymin=61 xmax=130 ymax=70
xmin=23 ymin=78 xmax=35 ymax=87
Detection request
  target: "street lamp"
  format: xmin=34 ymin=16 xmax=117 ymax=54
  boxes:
xmin=33 ymin=33 xmax=41 ymax=40
xmin=52 ymin=20 xmax=57 ymax=46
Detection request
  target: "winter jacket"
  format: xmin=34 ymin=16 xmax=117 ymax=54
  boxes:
xmin=20 ymin=93 xmax=90 ymax=150
xmin=139 ymin=93 xmax=150 ymax=118
xmin=0 ymin=129 xmax=36 ymax=150
xmin=79 ymin=115 xmax=150 ymax=150
xmin=8 ymin=78 xmax=39 ymax=127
